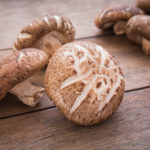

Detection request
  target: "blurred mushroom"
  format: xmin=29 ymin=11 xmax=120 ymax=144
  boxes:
xmin=136 ymin=0 xmax=150 ymax=13
xmin=126 ymin=15 xmax=150 ymax=55
xmin=0 ymin=49 xmax=48 ymax=106
xmin=12 ymin=15 xmax=75 ymax=106
xmin=95 ymin=5 xmax=144 ymax=35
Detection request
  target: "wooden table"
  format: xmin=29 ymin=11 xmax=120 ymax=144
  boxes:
xmin=1 ymin=0 xmax=150 ymax=149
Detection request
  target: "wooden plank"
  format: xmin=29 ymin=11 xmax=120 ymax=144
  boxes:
xmin=0 ymin=88 xmax=150 ymax=150
xmin=0 ymin=0 xmax=136 ymax=49
xmin=1 ymin=35 xmax=150 ymax=118
xmin=0 ymin=49 xmax=12 ymax=60
xmin=0 ymin=93 xmax=53 ymax=119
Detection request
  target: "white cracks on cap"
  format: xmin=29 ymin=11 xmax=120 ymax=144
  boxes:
xmin=60 ymin=68 xmax=93 ymax=90
xmin=15 ymin=33 xmax=31 ymax=50
xmin=70 ymin=77 xmax=95 ymax=114
xmin=18 ymin=33 xmax=32 ymax=39
xmin=53 ymin=16 xmax=62 ymax=29
xmin=99 ymin=7 xmax=109 ymax=19
xmin=97 ymin=75 xmax=122 ymax=118
xmin=44 ymin=16 xmax=51 ymax=26
xmin=61 ymin=44 xmax=123 ymax=116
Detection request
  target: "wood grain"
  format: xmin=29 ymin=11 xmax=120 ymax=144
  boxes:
xmin=0 ymin=88 xmax=150 ymax=150
xmin=0 ymin=49 xmax=12 ymax=60
xmin=0 ymin=0 xmax=136 ymax=49
xmin=0 ymin=0 xmax=150 ymax=149
xmin=0 ymin=93 xmax=53 ymax=119
xmin=1 ymin=35 xmax=150 ymax=118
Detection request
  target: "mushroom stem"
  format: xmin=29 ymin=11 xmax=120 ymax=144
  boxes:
xmin=142 ymin=38 xmax=150 ymax=55
xmin=0 ymin=49 xmax=48 ymax=102
xmin=20 ymin=32 xmax=66 ymax=106
xmin=9 ymin=68 xmax=45 ymax=107
xmin=113 ymin=21 xmax=127 ymax=35
xmin=29 ymin=68 xmax=45 ymax=87
xmin=9 ymin=78 xmax=45 ymax=107
xmin=33 ymin=31 xmax=66 ymax=58
xmin=12 ymin=15 xmax=75 ymax=107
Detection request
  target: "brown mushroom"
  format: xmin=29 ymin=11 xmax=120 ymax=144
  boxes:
xmin=136 ymin=0 xmax=150 ymax=13
xmin=95 ymin=5 xmax=144 ymax=35
xmin=11 ymin=15 xmax=75 ymax=106
xmin=0 ymin=48 xmax=48 ymax=106
xmin=45 ymin=41 xmax=125 ymax=126
xmin=126 ymin=15 xmax=150 ymax=55
xmin=14 ymin=15 xmax=75 ymax=58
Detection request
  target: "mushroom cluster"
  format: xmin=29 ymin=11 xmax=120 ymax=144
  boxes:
xmin=95 ymin=0 xmax=150 ymax=55
xmin=0 ymin=14 xmax=125 ymax=126
xmin=0 ymin=15 xmax=75 ymax=107
xmin=0 ymin=49 xmax=48 ymax=106
xmin=95 ymin=5 xmax=144 ymax=35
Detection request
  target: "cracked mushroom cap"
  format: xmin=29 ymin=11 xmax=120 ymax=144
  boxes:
xmin=14 ymin=15 xmax=75 ymax=58
xmin=137 ymin=0 xmax=150 ymax=13
xmin=126 ymin=15 xmax=150 ymax=55
xmin=95 ymin=5 xmax=144 ymax=34
xmin=45 ymin=41 xmax=125 ymax=126
xmin=0 ymin=48 xmax=48 ymax=100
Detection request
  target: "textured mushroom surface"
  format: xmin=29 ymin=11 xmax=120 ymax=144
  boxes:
xmin=126 ymin=15 xmax=150 ymax=55
xmin=137 ymin=0 xmax=150 ymax=13
xmin=45 ymin=41 xmax=125 ymax=126
xmin=14 ymin=15 xmax=75 ymax=58
xmin=12 ymin=15 xmax=75 ymax=106
xmin=95 ymin=5 xmax=144 ymax=35
xmin=0 ymin=48 xmax=48 ymax=101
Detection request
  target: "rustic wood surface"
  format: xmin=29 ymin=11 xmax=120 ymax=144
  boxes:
xmin=0 ymin=0 xmax=136 ymax=49
xmin=0 ymin=0 xmax=150 ymax=149
xmin=1 ymin=88 xmax=150 ymax=150
xmin=1 ymin=35 xmax=150 ymax=119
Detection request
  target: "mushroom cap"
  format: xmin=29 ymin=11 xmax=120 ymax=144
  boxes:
xmin=45 ymin=41 xmax=125 ymax=126
xmin=136 ymin=0 xmax=150 ymax=12
xmin=0 ymin=48 xmax=48 ymax=100
xmin=13 ymin=15 xmax=75 ymax=57
xmin=126 ymin=15 xmax=150 ymax=44
xmin=95 ymin=5 xmax=144 ymax=30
